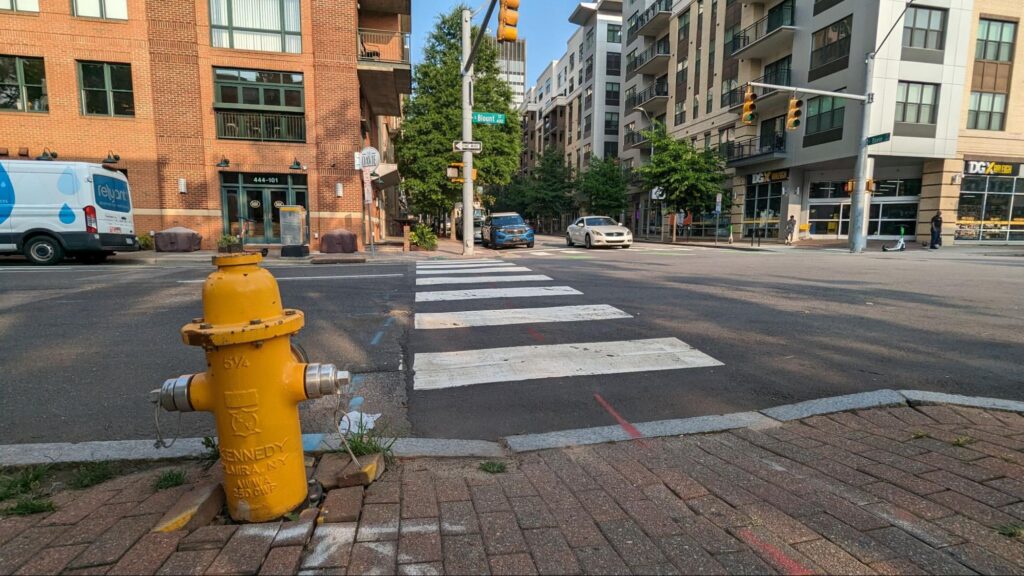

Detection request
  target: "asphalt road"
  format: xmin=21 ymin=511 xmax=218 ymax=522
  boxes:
xmin=1 ymin=240 xmax=1022 ymax=444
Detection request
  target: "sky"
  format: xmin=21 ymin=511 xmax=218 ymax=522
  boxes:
xmin=411 ymin=0 xmax=581 ymax=88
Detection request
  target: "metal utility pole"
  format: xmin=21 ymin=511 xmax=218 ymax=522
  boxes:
xmin=849 ymin=54 xmax=875 ymax=254
xmin=461 ymin=8 xmax=475 ymax=256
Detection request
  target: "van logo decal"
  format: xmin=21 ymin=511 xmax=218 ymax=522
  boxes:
xmin=93 ymin=174 xmax=131 ymax=213
xmin=0 ymin=163 xmax=13 ymax=226
xmin=59 ymin=203 xmax=76 ymax=224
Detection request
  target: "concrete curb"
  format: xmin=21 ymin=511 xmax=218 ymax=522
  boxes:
xmin=759 ymin=389 xmax=907 ymax=421
xmin=3 ymin=389 xmax=1024 ymax=465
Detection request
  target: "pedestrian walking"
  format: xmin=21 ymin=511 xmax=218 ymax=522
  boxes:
xmin=785 ymin=215 xmax=797 ymax=245
xmin=930 ymin=211 xmax=943 ymax=249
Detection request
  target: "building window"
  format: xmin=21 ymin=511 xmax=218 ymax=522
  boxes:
xmin=674 ymin=101 xmax=685 ymax=125
xmin=584 ymin=86 xmax=593 ymax=110
xmin=692 ymin=94 xmax=698 ymax=119
xmin=0 ymin=55 xmax=47 ymax=112
xmin=967 ymin=91 xmax=1006 ymax=130
xmin=724 ymin=24 xmax=740 ymax=53
xmin=676 ymin=58 xmax=688 ymax=86
xmin=210 ymin=0 xmax=302 ymax=54
xmin=902 ymin=6 xmax=945 ymax=50
xmin=694 ymin=47 xmax=701 ymax=89
xmin=586 ymin=27 xmax=595 ymax=50
xmin=214 ymin=67 xmax=305 ymax=142
xmin=977 ymin=19 xmax=1016 ymax=62
xmin=706 ymin=90 xmax=713 ymax=113
xmin=73 ymin=0 xmax=127 ymax=19
xmin=606 ymin=53 xmax=621 ymax=76
xmin=805 ymin=94 xmax=844 ymax=135
xmin=607 ymin=24 xmax=622 ymax=43
xmin=895 ymin=81 xmax=937 ymax=124
xmin=703 ymin=133 xmax=711 ymax=149
xmin=585 ymin=56 xmax=594 ymax=81
xmin=810 ymin=15 xmax=852 ymax=70
xmin=221 ymin=172 xmax=308 ymax=241
xmin=78 ymin=61 xmax=134 ymax=117
xmin=0 ymin=0 xmax=39 ymax=12
xmin=605 ymin=112 xmax=619 ymax=135
xmin=584 ymin=114 xmax=592 ymax=137
xmin=678 ymin=10 xmax=690 ymax=42
xmin=603 ymin=141 xmax=617 ymax=158
xmin=605 ymin=82 xmax=620 ymax=105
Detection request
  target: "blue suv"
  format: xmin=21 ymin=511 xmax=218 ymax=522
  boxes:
xmin=482 ymin=212 xmax=534 ymax=249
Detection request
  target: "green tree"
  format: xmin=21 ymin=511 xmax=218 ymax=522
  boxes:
xmin=637 ymin=122 xmax=726 ymax=216
xmin=396 ymin=7 xmax=521 ymax=217
xmin=521 ymin=149 xmax=575 ymax=225
xmin=576 ymin=156 xmax=628 ymax=217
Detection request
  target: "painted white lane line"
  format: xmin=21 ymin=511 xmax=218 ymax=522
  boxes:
xmin=176 ymin=273 xmax=403 ymax=284
xmin=413 ymin=337 xmax=723 ymax=390
xmin=416 ymin=266 xmax=532 ymax=275
xmin=417 ymin=259 xmax=501 ymax=265
xmin=416 ymin=274 xmax=552 ymax=286
xmin=415 ymin=304 xmax=631 ymax=330
xmin=415 ymin=262 xmax=517 ymax=269
xmin=529 ymin=251 xmax=553 ymax=256
xmin=415 ymin=286 xmax=581 ymax=302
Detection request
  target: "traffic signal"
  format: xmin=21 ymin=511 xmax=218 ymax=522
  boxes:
xmin=497 ymin=0 xmax=520 ymax=43
xmin=741 ymin=85 xmax=757 ymax=125
xmin=844 ymin=179 xmax=875 ymax=193
xmin=448 ymin=162 xmax=477 ymax=183
xmin=786 ymin=97 xmax=803 ymax=131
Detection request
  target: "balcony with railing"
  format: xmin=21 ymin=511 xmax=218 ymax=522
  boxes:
xmin=357 ymin=29 xmax=412 ymax=116
xmin=626 ymin=0 xmax=672 ymax=43
xmin=626 ymin=42 xmax=671 ymax=76
xmin=729 ymin=1 xmax=795 ymax=59
xmin=625 ymin=82 xmax=669 ymax=111
xmin=722 ymin=68 xmax=792 ymax=110
xmin=624 ymin=129 xmax=651 ymax=150
xmin=216 ymin=111 xmax=306 ymax=143
xmin=724 ymin=132 xmax=787 ymax=166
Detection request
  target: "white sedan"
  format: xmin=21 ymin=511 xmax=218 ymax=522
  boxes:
xmin=566 ymin=216 xmax=633 ymax=249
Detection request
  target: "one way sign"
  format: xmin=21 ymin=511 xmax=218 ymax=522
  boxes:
xmin=453 ymin=140 xmax=483 ymax=153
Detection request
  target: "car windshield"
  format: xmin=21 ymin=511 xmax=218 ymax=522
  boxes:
xmin=585 ymin=217 xmax=617 ymax=226
xmin=492 ymin=215 xmax=525 ymax=227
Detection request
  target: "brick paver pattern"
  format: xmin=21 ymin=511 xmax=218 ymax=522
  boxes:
xmin=3 ymin=405 xmax=1024 ymax=574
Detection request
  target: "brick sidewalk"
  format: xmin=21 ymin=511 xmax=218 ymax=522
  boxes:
xmin=3 ymin=405 xmax=1024 ymax=575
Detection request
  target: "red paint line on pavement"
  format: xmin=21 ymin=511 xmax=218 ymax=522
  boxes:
xmin=735 ymin=528 xmax=813 ymax=576
xmin=593 ymin=393 xmax=644 ymax=440
xmin=525 ymin=326 xmax=546 ymax=342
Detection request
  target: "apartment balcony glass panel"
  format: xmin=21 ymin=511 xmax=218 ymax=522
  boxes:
xmin=216 ymin=111 xmax=306 ymax=142
xmin=625 ymin=81 xmax=669 ymax=111
xmin=626 ymin=0 xmax=672 ymax=43
xmin=724 ymin=132 xmax=786 ymax=166
xmin=730 ymin=0 xmax=795 ymax=58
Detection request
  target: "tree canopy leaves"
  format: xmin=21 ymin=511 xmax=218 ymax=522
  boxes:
xmin=636 ymin=122 xmax=727 ymax=215
xmin=396 ymin=6 xmax=521 ymax=215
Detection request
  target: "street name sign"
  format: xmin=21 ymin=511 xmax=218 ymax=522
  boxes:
xmin=453 ymin=141 xmax=483 ymax=153
xmin=472 ymin=112 xmax=506 ymax=125
xmin=865 ymin=133 xmax=891 ymax=146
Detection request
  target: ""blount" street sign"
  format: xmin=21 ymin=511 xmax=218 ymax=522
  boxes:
xmin=472 ymin=112 xmax=506 ymax=125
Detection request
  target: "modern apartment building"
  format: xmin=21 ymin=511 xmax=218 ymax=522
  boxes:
xmin=1 ymin=0 xmax=410 ymax=249
xmin=621 ymin=0 xmax=1024 ymax=245
xmin=495 ymin=37 xmax=528 ymax=108
xmin=520 ymin=1 xmax=623 ymax=177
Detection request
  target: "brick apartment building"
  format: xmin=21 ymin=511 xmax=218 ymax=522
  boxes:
xmin=1 ymin=0 xmax=410 ymax=249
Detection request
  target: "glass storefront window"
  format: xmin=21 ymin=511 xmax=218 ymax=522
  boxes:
xmin=743 ymin=183 xmax=782 ymax=238
xmin=957 ymin=173 xmax=1024 ymax=242
xmin=221 ymin=172 xmax=308 ymax=243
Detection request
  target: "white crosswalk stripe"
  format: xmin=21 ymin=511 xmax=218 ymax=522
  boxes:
xmin=416 ymin=274 xmax=552 ymax=286
xmin=413 ymin=338 xmax=722 ymax=390
xmin=416 ymin=266 xmax=532 ymax=275
xmin=415 ymin=262 xmax=517 ymax=270
xmin=414 ymin=304 xmax=631 ymax=329
xmin=415 ymin=286 xmax=581 ymax=302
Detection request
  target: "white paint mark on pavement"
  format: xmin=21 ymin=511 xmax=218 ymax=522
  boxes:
xmin=413 ymin=337 xmax=723 ymax=390
xmin=417 ymin=258 xmax=501 ymax=265
xmin=415 ymin=286 xmax=581 ymax=302
xmin=415 ymin=304 xmax=631 ymax=329
xmin=415 ymin=266 xmax=532 ymax=275
xmin=416 ymin=274 xmax=552 ymax=286
xmin=414 ymin=262 xmax=516 ymax=269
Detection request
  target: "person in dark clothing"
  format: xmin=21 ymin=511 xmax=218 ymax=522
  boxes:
xmin=930 ymin=212 xmax=943 ymax=249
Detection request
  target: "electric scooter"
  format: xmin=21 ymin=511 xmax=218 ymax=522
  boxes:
xmin=882 ymin=225 xmax=907 ymax=252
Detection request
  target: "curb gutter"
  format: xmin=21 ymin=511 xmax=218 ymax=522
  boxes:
xmin=2 ymin=389 xmax=1023 ymax=465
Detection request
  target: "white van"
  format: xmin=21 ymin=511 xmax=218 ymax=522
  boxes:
xmin=0 ymin=160 xmax=138 ymax=264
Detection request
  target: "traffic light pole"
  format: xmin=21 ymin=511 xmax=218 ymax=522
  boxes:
xmin=461 ymin=8 xmax=474 ymax=256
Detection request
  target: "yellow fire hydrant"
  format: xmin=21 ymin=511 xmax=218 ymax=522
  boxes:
xmin=157 ymin=253 xmax=346 ymax=522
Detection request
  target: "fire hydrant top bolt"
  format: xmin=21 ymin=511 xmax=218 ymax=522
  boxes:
xmin=249 ymin=319 xmax=262 ymax=325
xmin=285 ymin=310 xmax=296 ymax=316
xmin=199 ymin=323 xmax=213 ymax=329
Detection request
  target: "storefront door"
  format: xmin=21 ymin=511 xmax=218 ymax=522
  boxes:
xmin=221 ymin=173 xmax=308 ymax=244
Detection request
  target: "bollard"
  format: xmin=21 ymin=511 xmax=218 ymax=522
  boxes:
xmin=157 ymin=253 xmax=347 ymax=522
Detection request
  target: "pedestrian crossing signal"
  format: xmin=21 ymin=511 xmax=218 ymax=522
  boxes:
xmin=497 ymin=0 xmax=520 ymax=43
xmin=786 ymin=97 xmax=803 ymax=131
xmin=741 ymin=86 xmax=757 ymax=125
xmin=844 ymin=179 xmax=875 ymax=193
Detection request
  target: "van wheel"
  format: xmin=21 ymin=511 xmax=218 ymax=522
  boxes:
xmin=24 ymin=236 xmax=64 ymax=265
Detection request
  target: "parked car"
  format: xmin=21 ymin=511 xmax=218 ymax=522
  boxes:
xmin=482 ymin=212 xmax=534 ymax=249
xmin=0 ymin=160 xmax=139 ymax=265
xmin=566 ymin=216 xmax=633 ymax=249
xmin=455 ymin=217 xmax=483 ymax=243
